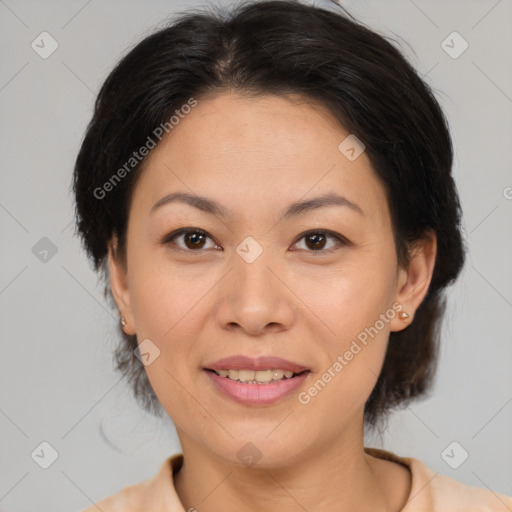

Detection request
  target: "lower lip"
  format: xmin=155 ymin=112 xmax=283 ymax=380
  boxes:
xmin=204 ymin=370 xmax=309 ymax=406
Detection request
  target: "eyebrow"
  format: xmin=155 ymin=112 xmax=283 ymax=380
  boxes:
xmin=150 ymin=191 xmax=364 ymax=218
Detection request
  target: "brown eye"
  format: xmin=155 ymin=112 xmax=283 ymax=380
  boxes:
xmin=293 ymin=230 xmax=348 ymax=254
xmin=183 ymin=231 xmax=207 ymax=249
xmin=163 ymin=228 xmax=218 ymax=252
xmin=304 ymin=232 xmax=327 ymax=250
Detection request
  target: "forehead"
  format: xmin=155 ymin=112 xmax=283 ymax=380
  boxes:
xmin=132 ymin=92 xmax=389 ymax=225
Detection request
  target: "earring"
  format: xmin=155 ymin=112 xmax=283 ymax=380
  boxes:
xmin=398 ymin=311 xmax=410 ymax=322
xmin=120 ymin=315 xmax=127 ymax=328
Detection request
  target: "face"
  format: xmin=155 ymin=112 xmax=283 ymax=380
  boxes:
xmin=109 ymin=92 xmax=435 ymax=467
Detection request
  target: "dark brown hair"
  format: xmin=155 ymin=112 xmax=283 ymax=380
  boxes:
xmin=72 ymin=0 xmax=466 ymax=430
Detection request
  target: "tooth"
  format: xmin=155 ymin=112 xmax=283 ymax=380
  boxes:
xmin=254 ymin=370 xmax=274 ymax=383
xmin=270 ymin=369 xmax=285 ymax=381
xmin=219 ymin=369 xmax=297 ymax=383
xmin=237 ymin=370 xmax=255 ymax=382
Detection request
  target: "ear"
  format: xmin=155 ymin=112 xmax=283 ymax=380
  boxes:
xmin=391 ymin=229 xmax=437 ymax=332
xmin=108 ymin=235 xmax=136 ymax=335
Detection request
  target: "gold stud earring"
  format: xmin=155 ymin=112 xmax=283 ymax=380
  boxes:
xmin=398 ymin=311 xmax=410 ymax=322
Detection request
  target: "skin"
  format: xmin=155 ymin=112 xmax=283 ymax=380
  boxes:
xmin=108 ymin=92 xmax=437 ymax=511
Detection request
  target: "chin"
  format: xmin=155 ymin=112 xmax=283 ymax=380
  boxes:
xmin=208 ymin=433 xmax=308 ymax=470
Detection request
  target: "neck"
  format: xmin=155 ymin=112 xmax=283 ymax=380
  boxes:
xmin=173 ymin=421 xmax=401 ymax=512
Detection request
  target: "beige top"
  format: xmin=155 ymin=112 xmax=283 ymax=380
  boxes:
xmin=80 ymin=447 xmax=512 ymax=511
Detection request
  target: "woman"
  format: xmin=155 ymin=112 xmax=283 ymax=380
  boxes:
xmin=73 ymin=0 xmax=512 ymax=509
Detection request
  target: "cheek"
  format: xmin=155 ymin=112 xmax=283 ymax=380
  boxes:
xmin=297 ymin=307 xmax=390 ymax=434
xmin=126 ymin=254 xmax=219 ymax=405
xmin=293 ymin=252 xmax=396 ymax=344
xmin=128 ymin=249 xmax=214 ymax=340
xmin=127 ymin=268 xmax=204 ymax=427
xmin=292 ymin=258 xmax=395 ymax=411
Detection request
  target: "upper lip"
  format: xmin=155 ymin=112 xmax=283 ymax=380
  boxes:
xmin=204 ymin=355 xmax=310 ymax=373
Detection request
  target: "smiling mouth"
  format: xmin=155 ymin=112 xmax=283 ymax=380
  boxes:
xmin=204 ymin=368 xmax=309 ymax=384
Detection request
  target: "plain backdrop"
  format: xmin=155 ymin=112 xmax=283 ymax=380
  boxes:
xmin=0 ymin=0 xmax=511 ymax=510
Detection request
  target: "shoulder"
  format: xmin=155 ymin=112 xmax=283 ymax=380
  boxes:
xmin=365 ymin=447 xmax=512 ymax=511
xmin=411 ymin=463 xmax=512 ymax=511
xmin=78 ymin=477 xmax=152 ymax=512
xmin=77 ymin=455 xmax=183 ymax=512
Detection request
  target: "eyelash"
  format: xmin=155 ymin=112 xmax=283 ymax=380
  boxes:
xmin=161 ymin=228 xmax=350 ymax=255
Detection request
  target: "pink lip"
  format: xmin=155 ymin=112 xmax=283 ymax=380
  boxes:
xmin=204 ymin=369 xmax=310 ymax=405
xmin=204 ymin=355 xmax=310 ymax=373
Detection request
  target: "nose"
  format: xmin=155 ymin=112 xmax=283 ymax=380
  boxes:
xmin=214 ymin=246 xmax=297 ymax=336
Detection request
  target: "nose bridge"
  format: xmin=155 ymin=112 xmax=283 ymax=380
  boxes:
xmin=215 ymin=234 xmax=295 ymax=334
xmin=233 ymin=234 xmax=278 ymax=302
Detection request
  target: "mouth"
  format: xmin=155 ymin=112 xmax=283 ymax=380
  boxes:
xmin=203 ymin=367 xmax=311 ymax=406
xmin=202 ymin=355 xmax=311 ymax=405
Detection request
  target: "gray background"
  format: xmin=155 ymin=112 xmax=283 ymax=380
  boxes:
xmin=0 ymin=0 xmax=511 ymax=510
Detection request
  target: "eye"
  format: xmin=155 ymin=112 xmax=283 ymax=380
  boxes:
xmin=161 ymin=228 xmax=220 ymax=253
xmin=162 ymin=228 xmax=349 ymax=254
xmin=291 ymin=230 xmax=349 ymax=254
